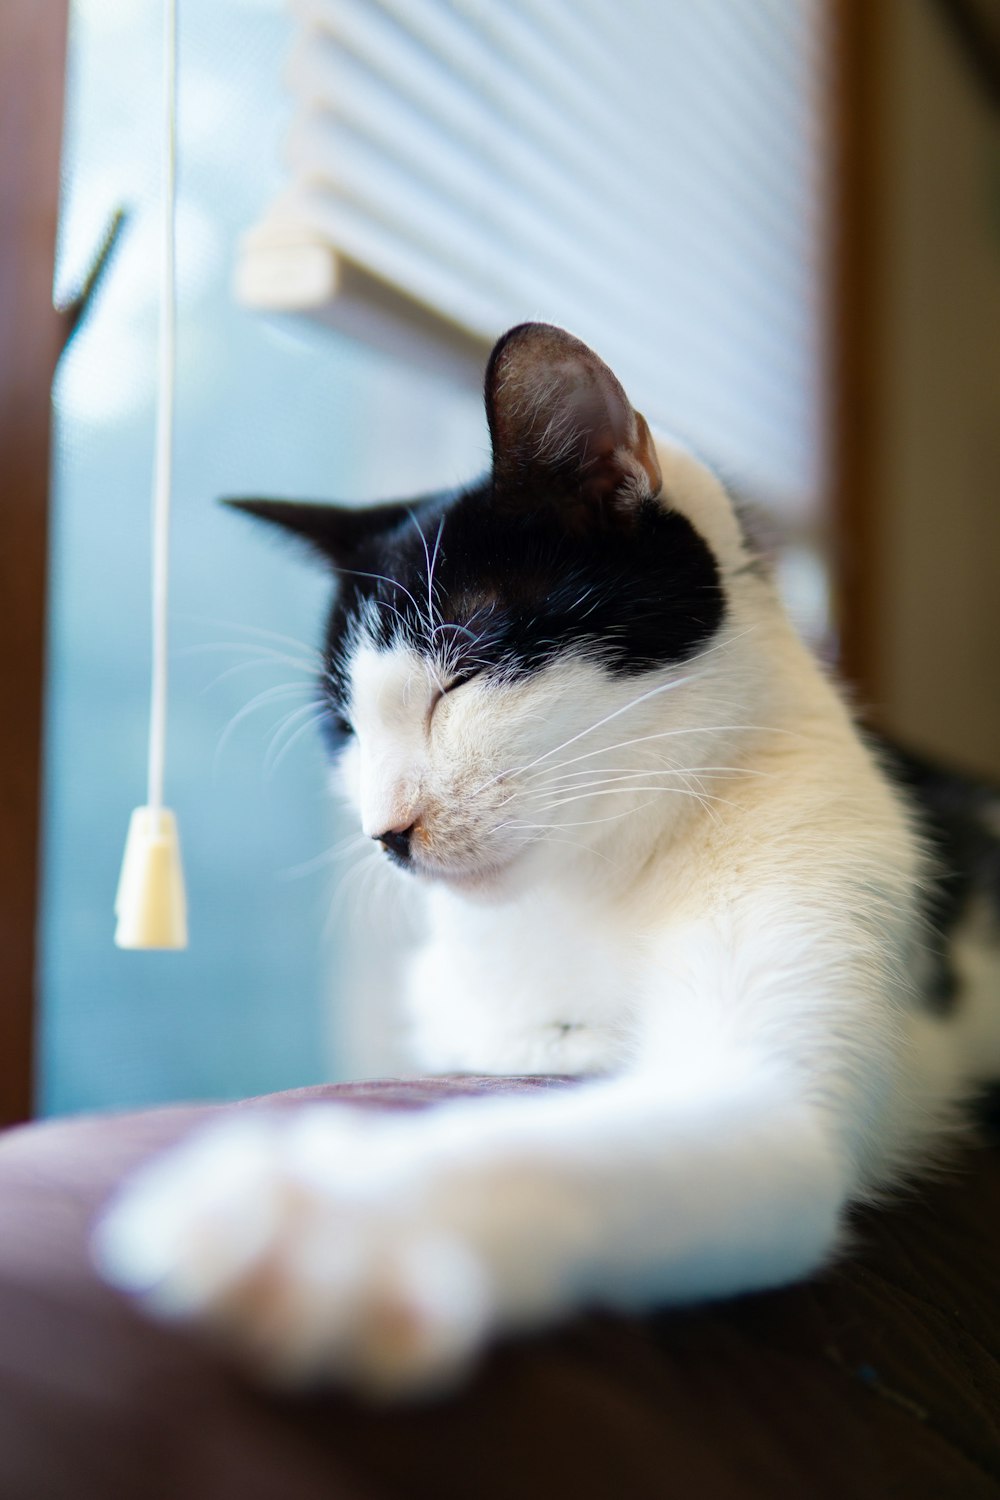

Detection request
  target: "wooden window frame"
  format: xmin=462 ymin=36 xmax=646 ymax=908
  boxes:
xmin=827 ymin=0 xmax=885 ymax=705
xmin=0 ymin=1 xmax=69 ymax=1125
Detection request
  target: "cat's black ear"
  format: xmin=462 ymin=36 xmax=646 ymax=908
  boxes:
xmin=223 ymin=497 xmax=410 ymax=569
xmin=485 ymin=323 xmax=662 ymax=522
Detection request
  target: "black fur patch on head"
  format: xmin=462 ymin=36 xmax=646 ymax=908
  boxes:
xmin=228 ymin=324 xmax=726 ymax=741
xmin=321 ymin=477 xmax=724 ymax=726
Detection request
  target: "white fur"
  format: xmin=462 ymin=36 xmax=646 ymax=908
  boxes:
xmin=95 ymin=436 xmax=996 ymax=1394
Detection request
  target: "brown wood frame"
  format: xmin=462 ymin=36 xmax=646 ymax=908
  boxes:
xmin=827 ymin=0 xmax=886 ymax=707
xmin=0 ymin=2 xmax=69 ymax=1125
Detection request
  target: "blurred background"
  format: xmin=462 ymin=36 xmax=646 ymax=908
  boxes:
xmin=1 ymin=0 xmax=997 ymax=1123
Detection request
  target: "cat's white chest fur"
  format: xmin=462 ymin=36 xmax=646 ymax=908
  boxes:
xmin=407 ymin=885 xmax=639 ymax=1076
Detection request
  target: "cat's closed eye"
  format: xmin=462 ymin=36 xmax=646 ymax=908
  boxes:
xmin=428 ymin=669 xmax=481 ymax=721
xmin=444 ymin=669 xmax=481 ymax=694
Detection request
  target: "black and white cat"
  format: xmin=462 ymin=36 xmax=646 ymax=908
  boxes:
xmin=96 ymin=323 xmax=1000 ymax=1394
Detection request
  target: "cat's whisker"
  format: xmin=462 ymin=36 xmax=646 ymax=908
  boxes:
xmin=486 ymin=811 xmax=624 ymax=869
xmin=491 ymin=786 xmax=523 ymax=812
xmin=476 ymin=626 xmax=768 ymax=795
xmin=198 ymin=656 xmax=320 ymax=694
xmin=428 ymin=515 xmax=445 ymax=629
xmin=430 ymin=622 xmax=479 ymax=643
xmin=324 ymin=845 xmax=380 ymax=940
xmin=427 ymin=517 xmax=449 ymax=688
xmin=522 ymin=775 xmax=738 ymax=808
xmin=402 ymin=511 xmax=447 ymax=692
xmin=526 ymin=782 xmax=738 ymax=814
xmin=277 ymin=831 xmax=370 ymax=882
xmin=213 ymin=683 xmax=314 ymax=773
xmin=257 ymin=701 xmax=326 ymax=775
xmin=525 ymin=763 xmax=771 ymax=795
xmin=182 ymin=615 xmax=324 ymax=664
xmin=516 ymin=725 xmax=795 ymax=787
xmin=182 ymin=642 xmax=321 ymax=681
xmin=407 ymin=509 xmax=445 ymax=641
xmin=501 ymin=796 xmax=664 ymax=832
xmin=408 ymin=510 xmax=435 ymax=636
xmin=470 ymin=671 xmax=707 ymax=796
xmin=345 ymin=848 xmax=413 ymax=946
xmin=376 ymin=598 xmax=416 ymax=640
xmin=531 ymin=831 xmax=620 ymax=869
xmin=264 ymin=701 xmax=329 ymax=777
xmin=338 ymin=565 xmax=426 ymax=625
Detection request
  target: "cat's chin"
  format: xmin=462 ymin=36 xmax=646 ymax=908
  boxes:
xmin=411 ymin=852 xmax=523 ymax=900
xmin=414 ymin=835 xmax=601 ymax=901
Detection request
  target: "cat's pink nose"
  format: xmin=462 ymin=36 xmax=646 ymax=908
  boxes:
xmin=374 ymin=824 xmax=415 ymax=864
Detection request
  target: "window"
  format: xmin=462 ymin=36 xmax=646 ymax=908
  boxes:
xmin=44 ymin=0 xmax=833 ymax=1106
xmin=238 ymin=0 xmax=829 ymax=520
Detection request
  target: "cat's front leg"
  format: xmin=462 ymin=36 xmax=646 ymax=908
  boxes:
xmin=95 ymin=1069 xmax=848 ymax=1395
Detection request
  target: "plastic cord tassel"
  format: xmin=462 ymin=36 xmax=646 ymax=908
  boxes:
xmin=115 ymin=808 xmax=188 ymax=949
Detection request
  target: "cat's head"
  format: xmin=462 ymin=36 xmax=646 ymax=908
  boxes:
xmin=230 ymin=323 xmax=757 ymax=892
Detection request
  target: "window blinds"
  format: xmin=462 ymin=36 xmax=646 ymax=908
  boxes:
xmin=236 ymin=0 xmax=827 ymax=516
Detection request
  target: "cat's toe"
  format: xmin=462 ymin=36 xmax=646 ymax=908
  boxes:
xmin=93 ymin=1116 xmax=292 ymax=1317
xmin=333 ymin=1233 xmax=492 ymax=1397
xmin=93 ymin=1110 xmax=493 ymax=1395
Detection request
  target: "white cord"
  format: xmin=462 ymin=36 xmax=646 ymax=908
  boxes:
xmin=147 ymin=0 xmax=178 ymax=813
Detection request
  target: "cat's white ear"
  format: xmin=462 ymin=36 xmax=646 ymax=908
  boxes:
xmin=223 ymin=497 xmax=410 ymax=569
xmin=485 ymin=323 xmax=661 ymax=520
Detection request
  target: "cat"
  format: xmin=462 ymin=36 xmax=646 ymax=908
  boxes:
xmin=95 ymin=322 xmax=1000 ymax=1395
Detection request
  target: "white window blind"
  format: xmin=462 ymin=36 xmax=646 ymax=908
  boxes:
xmin=236 ymin=0 xmax=827 ymax=516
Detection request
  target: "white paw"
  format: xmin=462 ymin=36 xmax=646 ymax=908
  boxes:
xmin=92 ymin=1109 xmax=493 ymax=1396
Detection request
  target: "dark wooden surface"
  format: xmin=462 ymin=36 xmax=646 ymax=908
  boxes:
xmin=0 ymin=2 xmax=69 ymax=1124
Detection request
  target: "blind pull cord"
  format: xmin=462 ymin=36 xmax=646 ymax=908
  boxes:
xmin=114 ymin=0 xmax=188 ymax=950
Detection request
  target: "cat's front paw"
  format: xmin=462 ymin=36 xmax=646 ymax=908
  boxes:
xmin=93 ymin=1110 xmax=493 ymax=1396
